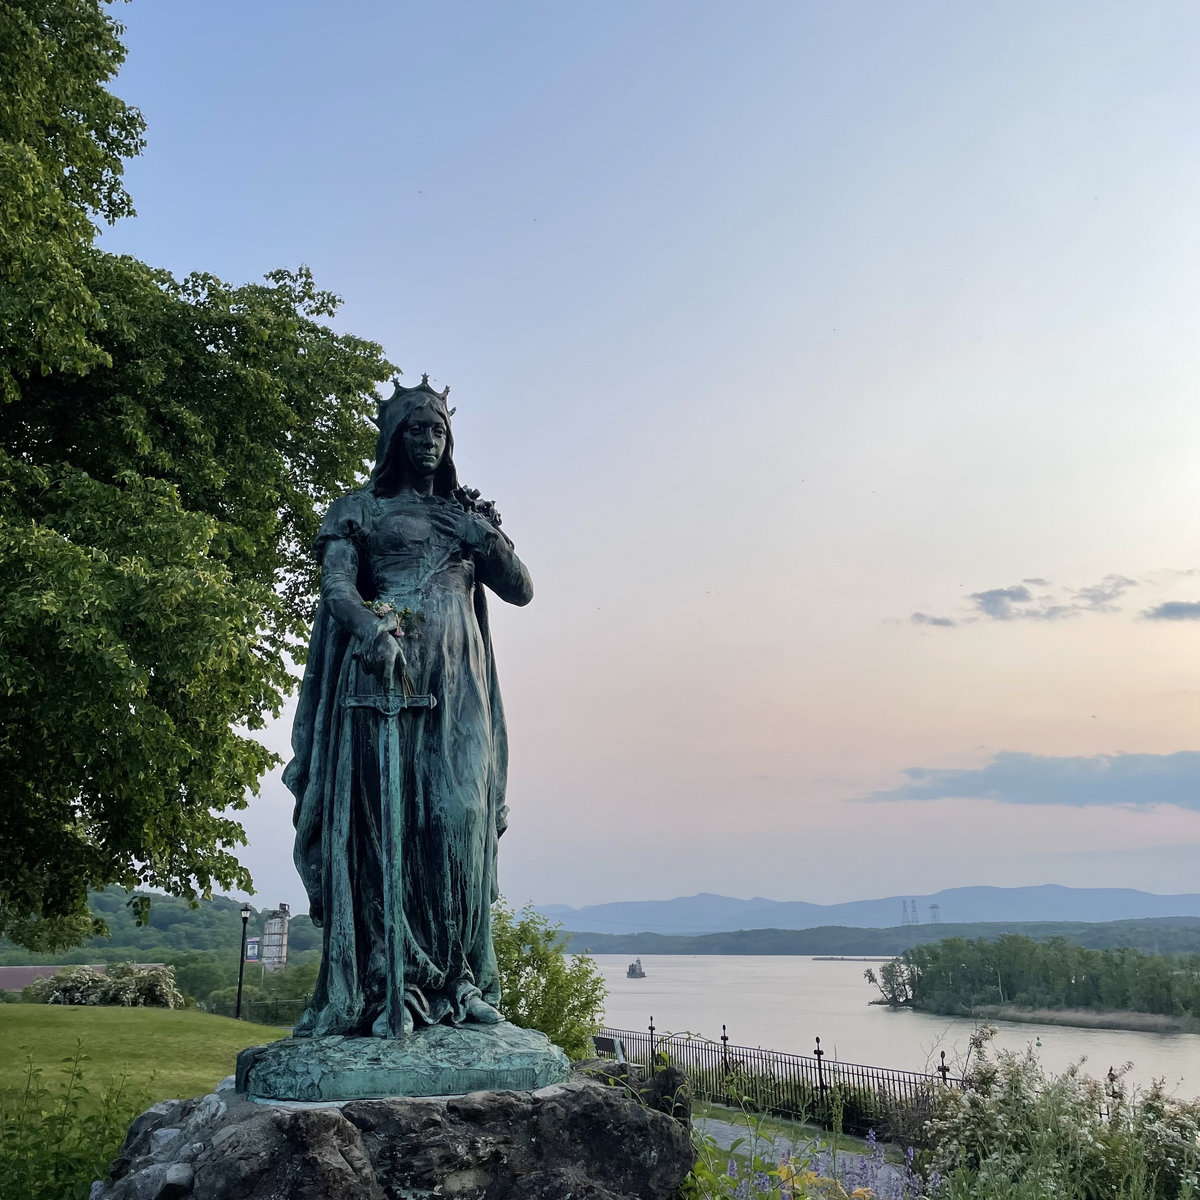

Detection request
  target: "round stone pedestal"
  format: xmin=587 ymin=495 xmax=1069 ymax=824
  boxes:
xmin=241 ymin=1023 xmax=571 ymax=1102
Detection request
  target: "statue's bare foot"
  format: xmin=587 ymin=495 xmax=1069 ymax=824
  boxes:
xmin=371 ymin=1007 xmax=414 ymax=1037
xmin=464 ymin=996 xmax=503 ymax=1024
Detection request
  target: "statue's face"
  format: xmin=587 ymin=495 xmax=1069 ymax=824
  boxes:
xmin=401 ymin=404 xmax=448 ymax=475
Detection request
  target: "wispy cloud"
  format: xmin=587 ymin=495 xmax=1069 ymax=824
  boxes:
xmin=1073 ymin=575 xmax=1137 ymax=613
xmin=970 ymin=585 xmax=1037 ymax=620
xmin=914 ymin=573 xmax=1142 ymax=628
xmin=1144 ymin=601 xmax=1200 ymax=621
xmin=911 ymin=612 xmax=956 ymax=627
xmin=864 ymin=750 xmax=1200 ymax=810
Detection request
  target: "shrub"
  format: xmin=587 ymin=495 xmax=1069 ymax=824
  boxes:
xmin=23 ymin=962 xmax=183 ymax=1008
xmin=492 ymin=898 xmax=606 ymax=1059
xmin=925 ymin=1027 xmax=1200 ymax=1200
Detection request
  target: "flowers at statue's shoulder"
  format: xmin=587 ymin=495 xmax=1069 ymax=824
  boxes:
xmin=453 ymin=485 xmax=503 ymax=529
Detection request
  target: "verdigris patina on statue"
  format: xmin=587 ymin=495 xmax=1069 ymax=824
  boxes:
xmin=243 ymin=376 xmax=569 ymax=1101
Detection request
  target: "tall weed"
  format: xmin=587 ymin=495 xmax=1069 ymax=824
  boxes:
xmin=0 ymin=1043 xmax=148 ymax=1200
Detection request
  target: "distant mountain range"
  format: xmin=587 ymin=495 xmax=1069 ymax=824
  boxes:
xmin=537 ymin=886 xmax=1200 ymax=935
xmin=561 ymin=917 xmax=1200 ymax=958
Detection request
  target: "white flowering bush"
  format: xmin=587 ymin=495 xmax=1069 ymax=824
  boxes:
xmin=925 ymin=1027 xmax=1200 ymax=1200
xmin=24 ymin=962 xmax=183 ymax=1009
xmin=24 ymin=965 xmax=104 ymax=1005
xmin=97 ymin=962 xmax=183 ymax=1008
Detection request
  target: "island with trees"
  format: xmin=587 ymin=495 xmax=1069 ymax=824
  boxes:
xmin=865 ymin=933 xmax=1200 ymax=1031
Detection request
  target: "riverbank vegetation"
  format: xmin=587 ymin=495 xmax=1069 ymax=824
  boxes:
xmin=866 ymin=934 xmax=1200 ymax=1021
xmin=683 ymin=1028 xmax=1200 ymax=1199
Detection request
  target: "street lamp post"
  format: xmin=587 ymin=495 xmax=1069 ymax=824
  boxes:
xmin=235 ymin=903 xmax=252 ymax=1019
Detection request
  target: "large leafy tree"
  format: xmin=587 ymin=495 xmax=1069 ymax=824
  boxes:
xmin=0 ymin=1 xmax=395 ymax=949
xmin=0 ymin=0 xmax=144 ymax=394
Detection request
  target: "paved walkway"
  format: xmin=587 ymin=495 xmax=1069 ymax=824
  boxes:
xmin=693 ymin=1112 xmax=907 ymax=1193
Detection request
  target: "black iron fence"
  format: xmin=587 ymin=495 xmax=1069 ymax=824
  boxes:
xmin=206 ymin=996 xmax=309 ymax=1026
xmin=598 ymin=1022 xmax=964 ymax=1138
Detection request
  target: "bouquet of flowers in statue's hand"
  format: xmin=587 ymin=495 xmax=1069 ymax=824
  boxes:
xmin=363 ymin=600 xmax=425 ymax=696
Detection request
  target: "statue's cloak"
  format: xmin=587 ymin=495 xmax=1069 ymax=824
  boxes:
xmin=282 ymin=488 xmax=510 ymax=1035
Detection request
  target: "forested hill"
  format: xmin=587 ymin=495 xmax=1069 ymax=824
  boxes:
xmin=9 ymin=891 xmax=1200 ymax=965
xmin=565 ymin=917 xmax=1200 ymax=958
xmin=0 ymin=888 xmax=320 ymax=965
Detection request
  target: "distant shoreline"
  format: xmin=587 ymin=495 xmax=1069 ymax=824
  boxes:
xmin=871 ymin=998 xmax=1200 ymax=1034
xmin=810 ymin=955 xmax=894 ymax=962
xmin=969 ymin=1005 xmax=1200 ymax=1035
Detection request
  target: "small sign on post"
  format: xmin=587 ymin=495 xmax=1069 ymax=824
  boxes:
xmin=245 ymin=936 xmax=261 ymax=963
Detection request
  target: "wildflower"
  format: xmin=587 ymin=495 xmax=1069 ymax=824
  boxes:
xmin=728 ymin=1159 xmax=739 ymax=1179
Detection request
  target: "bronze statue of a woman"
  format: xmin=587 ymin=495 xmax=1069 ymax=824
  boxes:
xmin=283 ymin=376 xmax=532 ymax=1039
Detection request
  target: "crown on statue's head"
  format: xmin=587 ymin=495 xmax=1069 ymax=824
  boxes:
xmin=373 ymin=373 xmax=455 ymax=427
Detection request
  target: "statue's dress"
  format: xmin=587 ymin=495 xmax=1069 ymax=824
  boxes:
xmin=283 ymin=489 xmax=531 ymax=1036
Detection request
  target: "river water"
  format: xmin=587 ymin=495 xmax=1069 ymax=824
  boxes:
xmin=594 ymin=955 xmax=1200 ymax=1097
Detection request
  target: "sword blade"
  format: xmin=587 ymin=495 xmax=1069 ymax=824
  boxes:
xmin=378 ymin=708 xmax=406 ymax=1037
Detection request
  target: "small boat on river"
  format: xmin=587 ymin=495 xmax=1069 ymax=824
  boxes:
xmin=626 ymin=957 xmax=646 ymax=979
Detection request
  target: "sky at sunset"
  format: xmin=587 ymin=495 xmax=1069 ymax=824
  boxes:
xmin=100 ymin=1 xmax=1200 ymax=913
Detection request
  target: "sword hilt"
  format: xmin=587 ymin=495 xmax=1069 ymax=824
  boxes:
xmin=345 ymin=693 xmax=437 ymax=715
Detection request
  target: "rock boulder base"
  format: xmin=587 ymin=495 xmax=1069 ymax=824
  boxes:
xmin=93 ymin=1071 xmax=695 ymax=1200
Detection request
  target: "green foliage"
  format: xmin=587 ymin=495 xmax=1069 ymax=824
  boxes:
xmin=0 ymin=887 xmax=318 ymax=965
xmin=23 ymin=962 xmax=184 ymax=1008
xmin=685 ymin=1125 xmax=793 ymax=1199
xmin=0 ymin=1044 xmax=148 ymax=1200
xmin=204 ymin=957 xmax=320 ymax=1024
xmin=1 ymin=253 xmax=394 ymax=948
xmin=649 ymin=1031 xmax=923 ymax=1141
xmin=867 ymin=934 xmax=1200 ymax=1018
xmin=0 ymin=1 xmax=396 ymax=949
xmin=0 ymin=0 xmax=145 ymax=396
xmin=492 ymin=898 xmax=606 ymax=1059
xmin=926 ymin=1028 xmax=1200 ymax=1200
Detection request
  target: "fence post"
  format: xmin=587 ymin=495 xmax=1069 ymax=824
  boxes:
xmin=937 ymin=1051 xmax=950 ymax=1084
xmin=814 ymin=1036 xmax=826 ymax=1096
xmin=721 ymin=1024 xmax=729 ymax=1076
xmin=649 ymin=1016 xmax=656 ymax=1078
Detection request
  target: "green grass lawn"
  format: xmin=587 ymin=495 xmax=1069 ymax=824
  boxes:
xmin=0 ymin=1006 xmax=290 ymax=1110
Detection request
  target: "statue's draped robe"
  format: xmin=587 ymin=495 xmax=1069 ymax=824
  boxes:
xmin=284 ymin=490 xmax=524 ymax=1036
